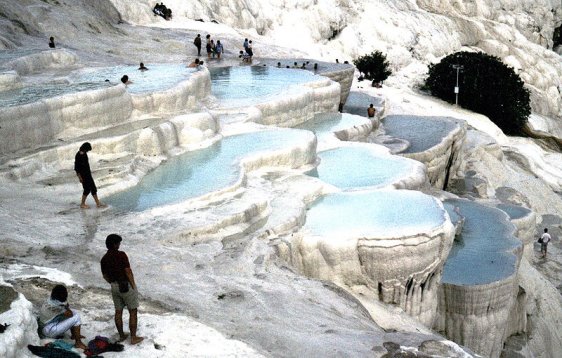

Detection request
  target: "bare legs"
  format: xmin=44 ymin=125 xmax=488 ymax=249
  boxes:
xmin=115 ymin=309 xmax=144 ymax=345
xmin=129 ymin=309 xmax=144 ymax=345
xmin=80 ymin=194 xmax=106 ymax=209
xmin=70 ymin=325 xmax=87 ymax=350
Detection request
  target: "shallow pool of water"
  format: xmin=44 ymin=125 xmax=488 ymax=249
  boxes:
xmin=210 ymin=66 xmax=321 ymax=106
xmin=307 ymin=146 xmax=417 ymax=190
xmin=496 ymin=203 xmax=531 ymax=220
xmin=443 ymin=199 xmax=521 ymax=285
xmin=295 ymin=112 xmax=368 ymax=139
xmin=382 ymin=115 xmax=459 ymax=153
xmin=0 ymin=81 xmax=111 ymax=107
xmin=73 ymin=63 xmax=196 ymax=94
xmin=304 ymin=190 xmax=447 ymax=238
xmin=107 ymin=129 xmax=313 ymax=211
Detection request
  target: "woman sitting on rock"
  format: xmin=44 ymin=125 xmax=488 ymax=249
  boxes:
xmin=39 ymin=285 xmax=88 ymax=350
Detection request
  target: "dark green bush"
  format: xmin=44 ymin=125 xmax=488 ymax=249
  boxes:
xmin=353 ymin=51 xmax=392 ymax=85
xmin=425 ymin=51 xmax=530 ymax=135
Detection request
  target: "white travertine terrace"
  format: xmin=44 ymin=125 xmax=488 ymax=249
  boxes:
xmin=7 ymin=49 xmax=78 ymax=75
xmin=254 ymin=78 xmax=340 ymax=127
xmin=0 ymin=283 xmax=39 ymax=358
xmin=280 ymin=190 xmax=455 ymax=327
xmin=0 ymin=71 xmax=19 ymax=91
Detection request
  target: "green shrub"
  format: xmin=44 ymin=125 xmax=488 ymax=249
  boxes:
xmin=353 ymin=51 xmax=392 ymax=85
xmin=425 ymin=51 xmax=530 ymax=135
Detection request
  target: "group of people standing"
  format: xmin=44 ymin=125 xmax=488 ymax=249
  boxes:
xmin=193 ymin=34 xmax=224 ymax=59
xmin=193 ymin=34 xmax=255 ymax=62
xmin=39 ymin=234 xmax=144 ymax=351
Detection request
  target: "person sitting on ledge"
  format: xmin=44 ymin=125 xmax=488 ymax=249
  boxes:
xmin=292 ymin=62 xmax=298 ymax=68
xmin=39 ymin=285 xmax=88 ymax=351
xmin=120 ymin=75 xmax=132 ymax=85
xmin=187 ymin=58 xmax=200 ymax=68
xmin=138 ymin=62 xmax=149 ymax=71
xmin=48 ymin=36 xmax=55 ymax=49
xmin=277 ymin=62 xmax=281 ymax=67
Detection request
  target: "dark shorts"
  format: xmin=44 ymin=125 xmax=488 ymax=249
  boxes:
xmin=541 ymin=242 xmax=549 ymax=251
xmin=82 ymin=176 xmax=97 ymax=196
xmin=206 ymin=44 xmax=211 ymax=53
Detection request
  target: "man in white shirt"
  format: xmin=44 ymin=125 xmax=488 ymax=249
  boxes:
xmin=540 ymin=228 xmax=551 ymax=258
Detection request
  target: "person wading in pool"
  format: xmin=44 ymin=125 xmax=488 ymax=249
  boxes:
xmin=74 ymin=142 xmax=106 ymax=209
xmin=367 ymin=104 xmax=376 ymax=118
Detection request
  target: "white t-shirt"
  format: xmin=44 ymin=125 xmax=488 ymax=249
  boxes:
xmin=541 ymin=233 xmax=551 ymax=244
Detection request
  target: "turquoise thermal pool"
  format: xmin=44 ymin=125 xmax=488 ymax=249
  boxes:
xmin=107 ymin=129 xmax=313 ymax=211
xmin=295 ymin=112 xmax=369 ymax=139
xmin=304 ymin=190 xmax=447 ymax=238
xmin=210 ymin=66 xmax=321 ymax=106
xmin=382 ymin=115 xmax=459 ymax=153
xmin=496 ymin=203 xmax=532 ymax=220
xmin=73 ymin=64 xmax=196 ymax=94
xmin=307 ymin=146 xmax=417 ymax=190
xmin=443 ymin=199 xmax=521 ymax=286
xmin=0 ymin=82 xmax=111 ymax=107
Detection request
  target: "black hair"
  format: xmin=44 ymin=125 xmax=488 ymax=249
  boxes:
xmin=121 ymin=75 xmax=129 ymax=84
xmin=544 ymin=228 xmax=548 ymax=233
xmin=195 ymin=58 xmax=200 ymax=64
xmin=370 ymin=103 xmax=374 ymax=107
xmin=106 ymin=234 xmax=122 ymax=249
xmin=79 ymin=142 xmax=92 ymax=152
xmin=49 ymin=37 xmax=54 ymax=41
xmin=51 ymin=285 xmax=68 ymax=302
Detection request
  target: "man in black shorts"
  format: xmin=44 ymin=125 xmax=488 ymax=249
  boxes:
xmin=101 ymin=234 xmax=144 ymax=345
xmin=74 ymin=142 xmax=106 ymax=209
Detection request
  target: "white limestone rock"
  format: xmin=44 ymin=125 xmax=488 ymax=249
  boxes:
xmin=0 ymin=283 xmax=39 ymax=358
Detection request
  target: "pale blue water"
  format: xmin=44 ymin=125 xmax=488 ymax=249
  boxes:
xmin=496 ymin=203 xmax=531 ymax=220
xmin=295 ymin=112 xmax=368 ymax=139
xmin=107 ymin=129 xmax=313 ymax=211
xmin=443 ymin=199 xmax=521 ymax=285
xmin=307 ymin=146 xmax=415 ymax=190
xmin=210 ymin=66 xmax=320 ymax=106
xmin=304 ymin=191 xmax=446 ymax=238
xmin=0 ymin=82 xmax=111 ymax=108
xmin=73 ymin=64 xmax=196 ymax=94
xmin=382 ymin=115 xmax=459 ymax=153
xmin=343 ymin=91 xmax=383 ymax=117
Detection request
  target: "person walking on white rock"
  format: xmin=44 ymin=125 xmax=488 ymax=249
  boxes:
xmin=539 ymin=228 xmax=551 ymax=258
xmin=74 ymin=142 xmax=106 ymax=209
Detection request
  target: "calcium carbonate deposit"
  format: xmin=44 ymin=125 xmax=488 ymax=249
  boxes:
xmin=1 ymin=1 xmax=561 ymax=358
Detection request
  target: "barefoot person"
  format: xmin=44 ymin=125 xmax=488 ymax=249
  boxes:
xmin=74 ymin=142 xmax=106 ymax=209
xmin=39 ymin=285 xmax=88 ymax=350
xmin=101 ymin=234 xmax=144 ymax=345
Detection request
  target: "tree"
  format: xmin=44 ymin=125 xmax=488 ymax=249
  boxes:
xmin=425 ymin=51 xmax=530 ymax=135
xmin=353 ymin=51 xmax=392 ymax=86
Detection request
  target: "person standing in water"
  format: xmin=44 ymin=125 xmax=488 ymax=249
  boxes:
xmin=74 ymin=142 xmax=106 ymax=209
xmin=367 ymin=103 xmax=376 ymax=118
